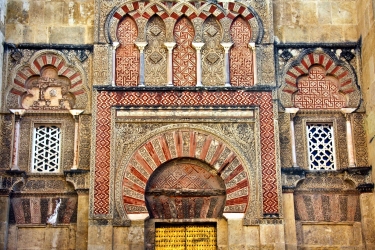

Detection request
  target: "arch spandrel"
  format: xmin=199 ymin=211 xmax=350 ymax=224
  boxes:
xmin=117 ymin=128 xmax=251 ymax=220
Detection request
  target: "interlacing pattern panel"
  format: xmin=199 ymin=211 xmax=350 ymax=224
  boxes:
xmin=230 ymin=17 xmax=253 ymax=86
xmin=306 ymin=123 xmax=336 ymax=170
xmin=293 ymin=66 xmax=346 ymax=109
xmin=116 ymin=16 xmax=139 ymax=86
xmin=173 ymin=17 xmax=196 ymax=86
xmin=281 ymin=52 xmax=358 ymax=109
xmin=93 ymin=91 xmax=278 ymax=215
xmin=31 ymin=125 xmax=61 ymax=173
xmin=202 ymin=16 xmax=224 ymax=86
xmin=145 ymin=15 xmax=167 ymax=85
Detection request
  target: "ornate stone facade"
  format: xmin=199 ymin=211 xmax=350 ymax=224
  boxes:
xmin=0 ymin=0 xmax=374 ymax=250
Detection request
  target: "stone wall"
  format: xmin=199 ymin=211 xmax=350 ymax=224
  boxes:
xmin=5 ymin=0 xmax=94 ymax=44
xmin=273 ymin=0 xmax=358 ymax=43
xmin=357 ymin=0 xmax=375 ymax=180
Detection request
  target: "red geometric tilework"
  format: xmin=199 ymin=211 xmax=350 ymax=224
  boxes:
xmin=94 ymin=91 xmax=278 ymax=215
xmin=173 ymin=17 xmax=196 ymax=86
xmin=293 ymin=66 xmax=346 ymax=109
xmin=116 ymin=16 xmax=139 ymax=86
xmin=230 ymin=17 xmax=253 ymax=86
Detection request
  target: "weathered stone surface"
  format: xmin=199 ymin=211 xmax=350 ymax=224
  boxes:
xmin=274 ymin=0 xmax=358 ymax=42
xmin=5 ymin=0 xmax=94 ymax=44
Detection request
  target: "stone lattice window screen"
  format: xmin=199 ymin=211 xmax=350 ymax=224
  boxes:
xmin=31 ymin=125 xmax=61 ymax=173
xmin=306 ymin=123 xmax=336 ymax=170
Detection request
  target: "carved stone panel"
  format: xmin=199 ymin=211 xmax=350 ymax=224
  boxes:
xmin=173 ymin=17 xmax=196 ymax=87
xmin=201 ymin=16 xmax=224 ymax=86
xmin=116 ymin=16 xmax=139 ymax=86
xmin=144 ymin=15 xmax=167 ymax=86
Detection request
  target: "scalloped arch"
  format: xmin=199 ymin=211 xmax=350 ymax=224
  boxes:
xmin=280 ymin=50 xmax=360 ymax=109
xmin=106 ymin=1 xmax=263 ymax=43
xmin=6 ymin=50 xmax=88 ymax=110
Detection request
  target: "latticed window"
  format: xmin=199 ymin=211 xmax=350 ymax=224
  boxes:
xmin=31 ymin=125 xmax=61 ymax=173
xmin=306 ymin=123 xmax=336 ymax=170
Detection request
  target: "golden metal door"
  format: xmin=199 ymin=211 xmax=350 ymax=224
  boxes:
xmin=155 ymin=225 xmax=217 ymax=250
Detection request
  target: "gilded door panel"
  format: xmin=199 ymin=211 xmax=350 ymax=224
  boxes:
xmin=155 ymin=225 xmax=217 ymax=250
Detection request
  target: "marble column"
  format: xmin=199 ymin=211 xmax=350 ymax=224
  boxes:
xmin=9 ymin=109 xmax=26 ymax=171
xmin=111 ymin=42 xmax=120 ymax=86
xmin=69 ymin=109 xmax=84 ymax=170
xmin=285 ymin=108 xmax=299 ymax=167
xmin=164 ymin=42 xmax=176 ymax=86
xmin=249 ymin=42 xmax=257 ymax=85
xmin=221 ymin=42 xmax=233 ymax=87
xmin=135 ymin=42 xmax=148 ymax=87
xmin=341 ymin=108 xmax=356 ymax=167
xmin=192 ymin=42 xmax=204 ymax=87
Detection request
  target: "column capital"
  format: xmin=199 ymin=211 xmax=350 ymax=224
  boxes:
xmin=135 ymin=42 xmax=148 ymax=52
xmin=221 ymin=42 xmax=233 ymax=52
xmin=341 ymin=107 xmax=356 ymax=120
xmin=112 ymin=42 xmax=120 ymax=50
xmin=164 ymin=42 xmax=176 ymax=52
xmin=248 ymin=42 xmax=256 ymax=50
xmin=285 ymin=107 xmax=299 ymax=119
xmin=69 ymin=109 xmax=84 ymax=119
xmin=192 ymin=42 xmax=205 ymax=51
xmin=10 ymin=109 xmax=26 ymax=118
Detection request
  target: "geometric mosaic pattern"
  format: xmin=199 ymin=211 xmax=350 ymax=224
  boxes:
xmin=306 ymin=123 xmax=336 ymax=170
xmin=230 ymin=17 xmax=253 ymax=86
xmin=293 ymin=66 xmax=346 ymax=109
xmin=123 ymin=130 xmax=248 ymax=214
xmin=31 ymin=126 xmax=61 ymax=173
xmin=173 ymin=17 xmax=196 ymax=86
xmin=116 ymin=16 xmax=139 ymax=86
xmin=94 ymin=90 xmax=278 ymax=215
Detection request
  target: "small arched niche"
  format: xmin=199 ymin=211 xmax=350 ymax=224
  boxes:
xmin=145 ymin=158 xmax=226 ymax=219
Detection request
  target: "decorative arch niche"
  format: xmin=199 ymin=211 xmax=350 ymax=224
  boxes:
xmin=7 ymin=51 xmax=88 ymax=111
xmin=280 ymin=51 xmax=360 ymax=109
xmin=115 ymin=15 xmax=139 ymax=86
xmin=230 ymin=16 xmax=253 ymax=86
xmin=118 ymin=128 xmax=250 ymax=220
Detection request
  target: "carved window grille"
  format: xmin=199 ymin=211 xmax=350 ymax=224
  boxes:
xmin=306 ymin=123 xmax=336 ymax=170
xmin=31 ymin=125 xmax=61 ymax=173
